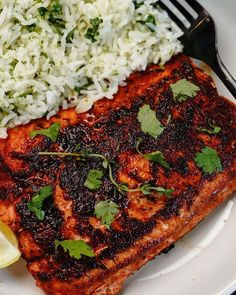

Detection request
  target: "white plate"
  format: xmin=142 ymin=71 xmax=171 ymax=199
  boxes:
xmin=0 ymin=1 xmax=236 ymax=295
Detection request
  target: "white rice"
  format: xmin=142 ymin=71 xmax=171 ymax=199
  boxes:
xmin=0 ymin=0 xmax=183 ymax=138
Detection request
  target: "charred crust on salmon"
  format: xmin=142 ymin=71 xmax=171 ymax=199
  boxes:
xmin=0 ymin=54 xmax=235 ymax=294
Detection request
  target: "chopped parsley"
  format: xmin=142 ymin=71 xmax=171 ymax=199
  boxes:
xmin=85 ymin=18 xmax=103 ymax=42
xmin=38 ymin=7 xmax=48 ymax=17
xmin=18 ymin=88 xmax=34 ymax=97
xmin=94 ymin=200 xmax=119 ymax=228
xmin=55 ymin=240 xmax=95 ymax=260
xmin=50 ymin=1 xmax=63 ymax=14
xmin=38 ymin=2 xmax=65 ymax=34
xmin=85 ymin=169 xmax=104 ymax=191
xmin=30 ymin=122 xmax=61 ymax=143
xmin=48 ymin=17 xmax=66 ymax=31
xmin=27 ymin=186 xmax=53 ymax=221
xmin=133 ymin=0 xmax=144 ymax=9
xmin=25 ymin=23 xmax=36 ymax=32
xmin=171 ymin=79 xmax=200 ymax=102
xmin=138 ymin=104 xmax=165 ymax=139
xmin=194 ymin=147 xmax=222 ymax=174
xmin=66 ymin=28 xmax=75 ymax=43
xmin=138 ymin=14 xmax=156 ymax=32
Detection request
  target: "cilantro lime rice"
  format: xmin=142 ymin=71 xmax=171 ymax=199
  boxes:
xmin=0 ymin=0 xmax=183 ymax=138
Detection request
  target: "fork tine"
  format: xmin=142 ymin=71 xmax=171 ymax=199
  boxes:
xmin=169 ymin=0 xmax=194 ymax=22
xmin=158 ymin=1 xmax=186 ymax=31
xmin=186 ymin=0 xmax=204 ymax=14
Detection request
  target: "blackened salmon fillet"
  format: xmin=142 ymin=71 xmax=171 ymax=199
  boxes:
xmin=0 ymin=54 xmax=235 ymax=294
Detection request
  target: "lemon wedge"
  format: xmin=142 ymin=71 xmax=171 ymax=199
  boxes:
xmin=0 ymin=219 xmax=21 ymax=269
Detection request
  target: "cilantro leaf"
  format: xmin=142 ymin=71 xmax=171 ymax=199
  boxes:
xmin=55 ymin=240 xmax=95 ymax=260
xmin=85 ymin=18 xmax=103 ymax=42
xmin=94 ymin=200 xmax=119 ymax=228
xmin=144 ymin=151 xmax=170 ymax=169
xmin=151 ymin=187 xmax=174 ymax=196
xmin=30 ymin=122 xmax=61 ymax=142
xmin=198 ymin=120 xmax=221 ymax=135
xmin=198 ymin=126 xmax=221 ymax=135
xmin=27 ymin=186 xmax=53 ymax=221
xmin=140 ymin=184 xmax=173 ymax=196
xmin=135 ymin=138 xmax=169 ymax=169
xmin=39 ymin=150 xmax=174 ymax=198
xmin=194 ymin=147 xmax=222 ymax=174
xmin=171 ymin=79 xmax=200 ymax=102
xmin=138 ymin=105 xmax=165 ymax=139
xmin=139 ymin=184 xmax=153 ymax=195
xmin=85 ymin=169 xmax=104 ymax=190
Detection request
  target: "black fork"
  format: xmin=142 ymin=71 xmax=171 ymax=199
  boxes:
xmin=158 ymin=0 xmax=236 ymax=99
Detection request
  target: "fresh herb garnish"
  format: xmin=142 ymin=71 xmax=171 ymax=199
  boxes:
xmin=18 ymin=88 xmax=34 ymax=97
xmin=85 ymin=18 xmax=103 ymax=42
xmin=144 ymin=152 xmax=170 ymax=168
xmin=25 ymin=23 xmax=36 ymax=32
xmin=138 ymin=104 xmax=165 ymax=139
xmin=50 ymin=1 xmax=63 ymax=14
xmin=55 ymin=240 xmax=95 ymax=260
xmin=10 ymin=59 xmax=18 ymax=69
xmin=198 ymin=120 xmax=221 ymax=135
xmin=136 ymin=138 xmax=170 ymax=169
xmin=139 ymin=184 xmax=174 ymax=196
xmin=27 ymin=186 xmax=53 ymax=221
xmin=39 ymin=151 xmax=173 ymax=196
xmin=38 ymin=2 xmax=65 ymax=33
xmin=38 ymin=7 xmax=48 ymax=17
xmin=48 ymin=17 xmax=66 ymax=31
xmin=194 ymin=147 xmax=222 ymax=174
xmin=133 ymin=0 xmax=144 ymax=9
xmin=75 ymin=77 xmax=93 ymax=94
xmin=94 ymin=200 xmax=119 ymax=228
xmin=85 ymin=169 xmax=104 ymax=191
xmin=30 ymin=122 xmax=61 ymax=143
xmin=66 ymin=28 xmax=75 ymax=43
xmin=138 ymin=14 xmax=156 ymax=31
xmin=107 ymin=163 xmax=172 ymax=196
xmin=171 ymin=79 xmax=200 ymax=102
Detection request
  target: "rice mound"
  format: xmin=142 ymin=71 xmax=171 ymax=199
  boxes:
xmin=0 ymin=0 xmax=183 ymax=138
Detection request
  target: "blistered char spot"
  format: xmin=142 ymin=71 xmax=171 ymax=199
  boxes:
xmin=17 ymin=199 xmax=63 ymax=251
xmin=37 ymin=272 xmax=52 ymax=282
xmin=58 ymin=124 xmax=91 ymax=152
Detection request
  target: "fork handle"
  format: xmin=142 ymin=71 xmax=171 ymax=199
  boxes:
xmin=211 ymin=53 xmax=236 ymax=99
